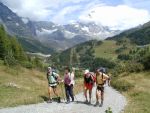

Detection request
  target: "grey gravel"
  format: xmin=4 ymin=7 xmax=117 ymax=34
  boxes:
xmin=0 ymin=86 xmax=127 ymax=113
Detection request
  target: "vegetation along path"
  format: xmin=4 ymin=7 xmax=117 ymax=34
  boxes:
xmin=0 ymin=86 xmax=126 ymax=113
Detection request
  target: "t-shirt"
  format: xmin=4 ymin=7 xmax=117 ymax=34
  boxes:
xmin=47 ymin=71 xmax=59 ymax=86
xmin=64 ymin=73 xmax=71 ymax=85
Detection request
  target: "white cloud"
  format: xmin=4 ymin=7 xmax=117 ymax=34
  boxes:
xmin=0 ymin=0 xmax=62 ymax=21
xmin=0 ymin=0 xmax=150 ymax=30
xmin=79 ymin=5 xmax=150 ymax=30
xmin=52 ymin=5 xmax=82 ymax=24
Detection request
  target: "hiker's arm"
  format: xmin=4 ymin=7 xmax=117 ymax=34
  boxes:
xmin=103 ymin=73 xmax=109 ymax=81
xmin=70 ymin=73 xmax=75 ymax=85
xmin=53 ymin=72 xmax=62 ymax=82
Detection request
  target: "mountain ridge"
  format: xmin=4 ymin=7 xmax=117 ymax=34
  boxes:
xmin=0 ymin=2 xmax=120 ymax=52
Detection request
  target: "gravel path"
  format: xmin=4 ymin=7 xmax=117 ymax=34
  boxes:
xmin=0 ymin=86 xmax=127 ymax=113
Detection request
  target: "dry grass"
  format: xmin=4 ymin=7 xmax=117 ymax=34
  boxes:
xmin=0 ymin=65 xmax=84 ymax=108
xmin=113 ymin=72 xmax=150 ymax=113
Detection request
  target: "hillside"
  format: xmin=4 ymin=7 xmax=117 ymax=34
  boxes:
xmin=50 ymin=39 xmax=135 ymax=67
xmin=17 ymin=37 xmax=54 ymax=54
xmin=108 ymin=21 xmax=150 ymax=45
xmin=112 ymin=71 xmax=150 ymax=113
xmin=0 ymin=64 xmax=47 ymax=107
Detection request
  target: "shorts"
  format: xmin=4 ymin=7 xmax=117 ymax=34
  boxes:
xmin=97 ymin=86 xmax=104 ymax=92
xmin=84 ymin=83 xmax=93 ymax=90
xmin=49 ymin=83 xmax=57 ymax=89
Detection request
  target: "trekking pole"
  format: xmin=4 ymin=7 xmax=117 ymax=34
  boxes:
xmin=73 ymin=86 xmax=79 ymax=103
xmin=60 ymin=82 xmax=66 ymax=102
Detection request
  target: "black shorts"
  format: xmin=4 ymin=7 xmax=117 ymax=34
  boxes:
xmin=50 ymin=85 xmax=57 ymax=89
xmin=49 ymin=83 xmax=57 ymax=89
xmin=97 ymin=86 xmax=104 ymax=92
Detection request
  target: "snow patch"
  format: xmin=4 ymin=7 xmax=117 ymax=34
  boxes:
xmin=74 ymin=24 xmax=79 ymax=28
xmin=81 ymin=26 xmax=89 ymax=32
xmin=7 ymin=16 xmax=12 ymax=20
xmin=64 ymin=30 xmax=76 ymax=39
xmin=41 ymin=28 xmax=57 ymax=34
xmin=22 ymin=18 xmax=29 ymax=24
xmin=16 ymin=23 xmax=19 ymax=26
xmin=36 ymin=28 xmax=57 ymax=35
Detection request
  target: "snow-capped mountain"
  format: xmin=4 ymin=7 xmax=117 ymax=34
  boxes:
xmin=0 ymin=2 xmax=120 ymax=52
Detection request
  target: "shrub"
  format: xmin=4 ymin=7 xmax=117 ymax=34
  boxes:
xmin=112 ymin=79 xmax=134 ymax=92
xmin=21 ymin=61 xmax=33 ymax=69
xmin=4 ymin=51 xmax=17 ymax=66
xmin=124 ymin=62 xmax=144 ymax=72
xmin=75 ymin=69 xmax=83 ymax=78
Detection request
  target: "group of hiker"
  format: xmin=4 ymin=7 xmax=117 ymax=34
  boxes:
xmin=46 ymin=66 xmax=111 ymax=107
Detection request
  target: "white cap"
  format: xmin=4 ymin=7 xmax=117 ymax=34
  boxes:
xmin=84 ymin=69 xmax=89 ymax=74
xmin=48 ymin=67 xmax=51 ymax=70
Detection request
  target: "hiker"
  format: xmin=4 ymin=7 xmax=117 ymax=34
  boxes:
xmin=64 ymin=67 xmax=75 ymax=104
xmin=95 ymin=68 xmax=109 ymax=107
xmin=47 ymin=67 xmax=61 ymax=103
xmin=84 ymin=69 xmax=95 ymax=104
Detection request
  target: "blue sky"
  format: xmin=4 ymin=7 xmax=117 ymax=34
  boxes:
xmin=0 ymin=0 xmax=150 ymax=30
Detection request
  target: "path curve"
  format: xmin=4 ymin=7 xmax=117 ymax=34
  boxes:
xmin=0 ymin=86 xmax=127 ymax=113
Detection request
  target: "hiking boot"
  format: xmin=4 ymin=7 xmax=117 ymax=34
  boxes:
xmin=66 ymin=101 xmax=70 ymax=104
xmin=88 ymin=100 xmax=91 ymax=105
xmin=99 ymin=101 xmax=103 ymax=107
xmin=47 ymin=99 xmax=52 ymax=103
xmin=84 ymin=100 xmax=88 ymax=104
xmin=94 ymin=101 xmax=99 ymax=107
xmin=57 ymin=97 xmax=61 ymax=103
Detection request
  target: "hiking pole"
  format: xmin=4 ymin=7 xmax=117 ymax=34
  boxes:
xmin=73 ymin=87 xmax=79 ymax=103
xmin=60 ymin=81 xmax=66 ymax=102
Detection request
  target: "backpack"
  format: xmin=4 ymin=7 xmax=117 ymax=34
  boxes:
xmin=51 ymin=71 xmax=58 ymax=81
xmin=99 ymin=67 xmax=107 ymax=73
xmin=84 ymin=72 xmax=95 ymax=84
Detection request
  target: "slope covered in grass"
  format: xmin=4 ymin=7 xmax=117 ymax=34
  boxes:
xmin=94 ymin=40 xmax=121 ymax=59
xmin=112 ymin=71 xmax=150 ymax=113
xmin=0 ymin=63 xmax=83 ymax=108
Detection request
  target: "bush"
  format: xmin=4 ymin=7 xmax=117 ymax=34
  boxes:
xmin=75 ymin=69 xmax=83 ymax=78
xmin=124 ymin=62 xmax=144 ymax=72
xmin=0 ymin=60 xmax=4 ymax=65
xmin=21 ymin=61 xmax=33 ymax=69
xmin=117 ymin=54 xmax=131 ymax=60
xmin=112 ymin=79 xmax=134 ymax=92
xmin=4 ymin=51 xmax=17 ymax=66
xmin=141 ymin=53 xmax=150 ymax=70
xmin=91 ymin=58 xmax=116 ymax=71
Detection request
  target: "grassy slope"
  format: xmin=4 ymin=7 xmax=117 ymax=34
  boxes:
xmin=112 ymin=72 xmax=150 ymax=113
xmin=0 ymin=64 xmax=83 ymax=108
xmin=94 ymin=40 xmax=134 ymax=60
xmin=0 ymin=65 xmax=47 ymax=108
xmin=94 ymin=40 xmax=121 ymax=59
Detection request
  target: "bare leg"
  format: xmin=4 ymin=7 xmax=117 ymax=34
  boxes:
xmin=101 ymin=91 xmax=104 ymax=103
xmin=84 ymin=88 xmax=88 ymax=102
xmin=48 ymin=87 xmax=52 ymax=103
xmin=96 ymin=90 xmax=100 ymax=102
xmin=89 ymin=89 xmax=92 ymax=103
xmin=99 ymin=91 xmax=104 ymax=107
xmin=53 ymin=87 xmax=59 ymax=97
xmin=94 ymin=90 xmax=100 ymax=106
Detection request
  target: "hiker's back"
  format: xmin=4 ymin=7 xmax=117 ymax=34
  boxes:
xmin=84 ymin=72 xmax=95 ymax=84
xmin=96 ymin=72 xmax=104 ymax=85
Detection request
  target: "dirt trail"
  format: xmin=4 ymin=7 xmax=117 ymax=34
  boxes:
xmin=0 ymin=86 xmax=126 ymax=113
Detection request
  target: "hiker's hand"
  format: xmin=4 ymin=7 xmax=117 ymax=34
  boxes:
xmin=61 ymin=80 xmax=64 ymax=83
